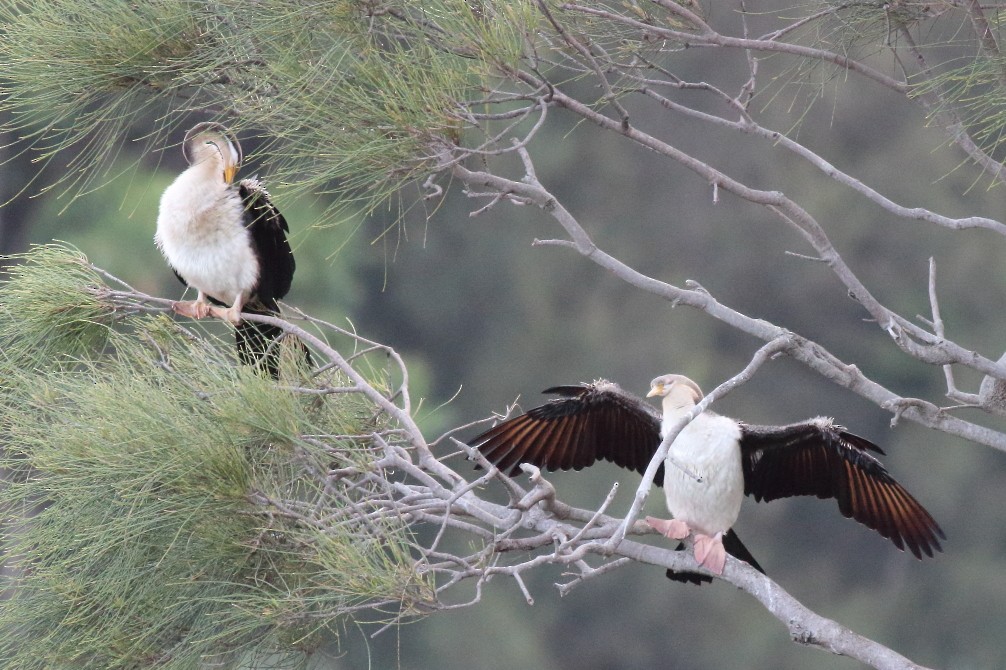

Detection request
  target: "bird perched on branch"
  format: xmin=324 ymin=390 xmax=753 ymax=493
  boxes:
xmin=155 ymin=122 xmax=297 ymax=377
xmin=470 ymin=374 xmax=944 ymax=584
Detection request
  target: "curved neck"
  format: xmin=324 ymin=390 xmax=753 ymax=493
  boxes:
xmin=187 ymin=148 xmax=226 ymax=184
xmin=661 ymin=388 xmax=698 ymax=421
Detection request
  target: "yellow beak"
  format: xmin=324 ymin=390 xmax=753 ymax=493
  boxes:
xmin=646 ymin=384 xmax=663 ymax=398
xmin=223 ymin=163 xmax=238 ymax=185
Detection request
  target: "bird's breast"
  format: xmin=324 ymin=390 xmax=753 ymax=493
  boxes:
xmin=662 ymin=414 xmax=745 ymax=535
xmin=155 ymin=177 xmax=259 ymax=305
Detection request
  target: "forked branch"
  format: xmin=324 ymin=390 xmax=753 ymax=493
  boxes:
xmin=89 ymin=272 xmax=935 ymax=670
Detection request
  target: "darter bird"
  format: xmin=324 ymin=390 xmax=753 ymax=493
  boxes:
xmin=470 ymin=374 xmax=943 ymax=583
xmin=155 ymin=122 xmax=298 ymax=377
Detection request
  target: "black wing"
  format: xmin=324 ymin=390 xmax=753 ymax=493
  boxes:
xmin=239 ymin=178 xmax=294 ymax=312
xmin=236 ymin=179 xmax=299 ymax=377
xmin=740 ymin=418 xmax=944 ymax=559
xmin=472 ymin=381 xmax=766 ymax=585
xmin=169 ymin=266 xmax=188 ymax=290
xmin=470 ymin=380 xmax=664 ymax=483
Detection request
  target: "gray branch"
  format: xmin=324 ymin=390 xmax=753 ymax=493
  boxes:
xmin=95 ymin=281 xmax=937 ymax=669
xmin=448 ymin=153 xmax=1006 ymax=452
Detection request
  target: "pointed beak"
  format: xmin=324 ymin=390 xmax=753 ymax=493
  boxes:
xmin=223 ymin=162 xmax=238 ymax=185
xmin=646 ymin=384 xmax=663 ymax=398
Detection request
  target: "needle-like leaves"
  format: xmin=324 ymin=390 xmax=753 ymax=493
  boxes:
xmin=0 ymin=245 xmax=432 ymax=669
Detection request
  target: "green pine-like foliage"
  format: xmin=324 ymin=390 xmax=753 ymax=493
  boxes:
xmin=0 ymin=0 xmax=537 ymax=221
xmin=0 ymin=245 xmax=432 ymax=669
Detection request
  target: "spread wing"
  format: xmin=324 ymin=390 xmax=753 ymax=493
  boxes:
xmin=239 ymin=178 xmax=294 ymax=311
xmin=470 ymin=380 xmax=664 ymax=483
xmin=740 ymin=418 xmax=944 ymax=558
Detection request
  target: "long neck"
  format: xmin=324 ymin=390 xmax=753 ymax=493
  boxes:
xmin=186 ymin=150 xmax=226 ymax=186
xmin=661 ymin=387 xmax=697 ymax=422
xmin=170 ymin=155 xmax=228 ymax=213
xmin=156 ymin=153 xmax=233 ymax=243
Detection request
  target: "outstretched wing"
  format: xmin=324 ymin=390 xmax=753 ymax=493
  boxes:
xmin=740 ymin=418 xmax=944 ymax=558
xmin=470 ymin=380 xmax=664 ymax=482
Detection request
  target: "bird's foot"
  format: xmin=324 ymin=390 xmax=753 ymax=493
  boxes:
xmin=209 ymin=304 xmax=243 ymax=326
xmin=645 ymin=516 xmax=691 ymax=540
xmin=693 ymin=532 xmax=726 ymax=575
xmin=172 ymin=300 xmax=212 ymax=320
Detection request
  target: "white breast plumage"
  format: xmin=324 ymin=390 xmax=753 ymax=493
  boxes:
xmin=154 ymin=161 xmax=259 ymax=306
xmin=662 ymin=413 xmax=745 ymax=536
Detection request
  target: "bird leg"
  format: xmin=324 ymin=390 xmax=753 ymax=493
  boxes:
xmin=693 ymin=532 xmax=726 ymax=575
xmin=645 ymin=516 xmax=691 ymax=540
xmin=172 ymin=291 xmax=213 ymax=319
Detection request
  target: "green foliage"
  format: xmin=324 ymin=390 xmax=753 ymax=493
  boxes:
xmin=0 ymin=1 xmax=211 ymax=196
xmin=0 ymin=244 xmax=114 ymax=369
xmin=912 ymin=55 xmax=1006 ymax=158
xmin=0 ymin=245 xmax=432 ymax=669
xmin=0 ymin=0 xmax=537 ymax=222
xmin=769 ymin=2 xmax=1006 ymax=158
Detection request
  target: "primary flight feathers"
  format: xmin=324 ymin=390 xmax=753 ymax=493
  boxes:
xmin=470 ymin=376 xmax=943 ymax=581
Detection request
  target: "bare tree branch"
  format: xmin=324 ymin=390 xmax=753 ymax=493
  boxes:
xmin=559 ymin=3 xmax=909 ymax=93
xmin=86 ymin=275 xmax=939 ymax=669
xmin=446 ymin=150 xmax=1006 ymax=451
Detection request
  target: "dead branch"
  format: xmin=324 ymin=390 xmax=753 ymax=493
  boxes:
xmin=92 ymin=280 xmax=939 ymax=669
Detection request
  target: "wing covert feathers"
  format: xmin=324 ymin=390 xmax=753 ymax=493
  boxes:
xmin=740 ymin=418 xmax=944 ymax=559
xmin=469 ymin=381 xmax=663 ymax=479
xmin=235 ymin=179 xmax=304 ymax=377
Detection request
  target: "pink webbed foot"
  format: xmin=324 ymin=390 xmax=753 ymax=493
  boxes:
xmin=209 ymin=304 xmax=243 ymax=326
xmin=693 ymin=532 xmax=726 ymax=575
xmin=172 ymin=300 xmax=212 ymax=319
xmin=645 ymin=516 xmax=691 ymax=540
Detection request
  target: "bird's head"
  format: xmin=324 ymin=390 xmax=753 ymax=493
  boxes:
xmin=183 ymin=122 xmax=243 ymax=185
xmin=647 ymin=374 xmax=703 ymax=409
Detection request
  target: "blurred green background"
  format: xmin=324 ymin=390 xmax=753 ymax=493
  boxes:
xmin=3 ymin=36 xmax=1005 ymax=670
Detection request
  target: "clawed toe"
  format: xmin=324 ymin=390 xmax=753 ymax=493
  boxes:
xmin=693 ymin=532 xmax=726 ymax=575
xmin=209 ymin=304 xmax=242 ymax=326
xmin=646 ymin=516 xmax=691 ymax=540
xmin=172 ymin=300 xmax=212 ymax=319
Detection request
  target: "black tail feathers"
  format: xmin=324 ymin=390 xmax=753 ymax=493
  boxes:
xmin=235 ymin=308 xmax=312 ymax=378
xmin=664 ymin=529 xmax=765 ymax=585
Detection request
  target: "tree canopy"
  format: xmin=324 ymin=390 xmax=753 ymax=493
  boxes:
xmin=3 ymin=1 xmax=1006 ymax=668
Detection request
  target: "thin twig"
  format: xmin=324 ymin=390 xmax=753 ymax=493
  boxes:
xmin=609 ymin=335 xmax=793 ymax=549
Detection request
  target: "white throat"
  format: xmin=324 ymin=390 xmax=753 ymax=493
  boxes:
xmin=661 ymin=387 xmax=698 ymax=424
